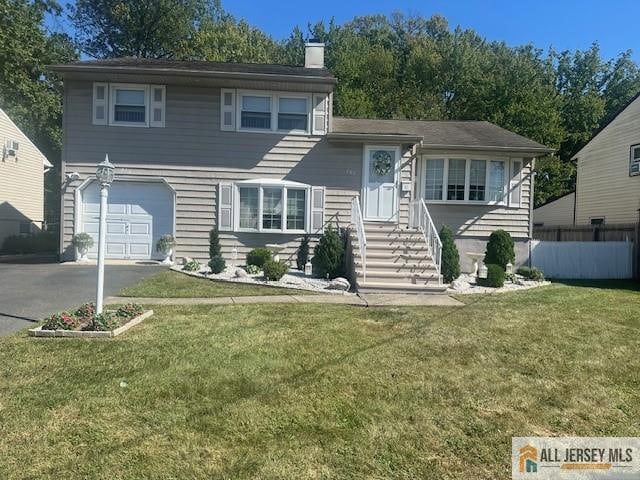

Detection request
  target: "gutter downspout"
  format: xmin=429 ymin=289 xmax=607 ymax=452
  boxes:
xmin=529 ymin=157 xmax=536 ymax=268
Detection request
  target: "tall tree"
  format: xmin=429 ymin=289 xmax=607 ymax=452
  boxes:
xmin=70 ymin=0 xmax=221 ymax=58
xmin=0 ymin=0 xmax=77 ymax=227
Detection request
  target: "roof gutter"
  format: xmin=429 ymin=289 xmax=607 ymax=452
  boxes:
xmin=418 ymin=143 xmax=555 ymax=155
xmin=326 ymin=132 xmax=424 ymax=143
xmin=47 ymin=64 xmax=338 ymax=85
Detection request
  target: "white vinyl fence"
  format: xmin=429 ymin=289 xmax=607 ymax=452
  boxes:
xmin=530 ymin=240 xmax=634 ymax=279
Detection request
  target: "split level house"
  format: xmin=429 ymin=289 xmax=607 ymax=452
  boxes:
xmin=51 ymin=42 xmax=553 ymax=293
xmin=0 ymin=108 xmax=53 ymax=246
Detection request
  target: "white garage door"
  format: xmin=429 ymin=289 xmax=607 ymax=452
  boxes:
xmin=81 ymin=181 xmax=173 ymax=260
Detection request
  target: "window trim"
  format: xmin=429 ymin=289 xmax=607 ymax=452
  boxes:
xmin=109 ymin=83 xmax=150 ymax=127
xmin=236 ymin=89 xmax=312 ymax=135
xmin=420 ymin=155 xmax=515 ymax=206
xmin=589 ymin=217 xmax=605 ymax=226
xmin=233 ymin=179 xmax=311 ymax=233
xmin=630 ymin=144 xmax=640 ymax=177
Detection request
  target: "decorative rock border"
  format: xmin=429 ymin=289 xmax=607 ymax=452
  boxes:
xmin=28 ymin=310 xmax=154 ymax=338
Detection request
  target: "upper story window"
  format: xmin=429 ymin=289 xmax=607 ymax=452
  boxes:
xmin=93 ymin=82 xmax=165 ymax=128
xmin=422 ymin=156 xmax=521 ymax=206
xmin=241 ymin=95 xmax=271 ymax=130
xmin=222 ymin=89 xmax=327 ymax=135
xmin=113 ymin=87 xmax=146 ymax=124
xmin=278 ymin=97 xmax=308 ymax=132
xmin=630 ymin=144 xmax=640 ymax=176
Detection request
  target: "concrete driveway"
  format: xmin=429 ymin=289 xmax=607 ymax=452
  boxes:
xmin=0 ymin=260 xmax=162 ymax=336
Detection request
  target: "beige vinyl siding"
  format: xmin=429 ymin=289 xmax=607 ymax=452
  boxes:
xmin=575 ymin=95 xmax=640 ymax=225
xmin=0 ymin=109 xmax=48 ymax=243
xmin=61 ymin=80 xmax=372 ymax=261
xmin=419 ymin=154 xmax=533 ymax=239
xmin=533 ymin=192 xmax=575 ymax=226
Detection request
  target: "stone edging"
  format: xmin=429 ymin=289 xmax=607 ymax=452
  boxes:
xmin=28 ymin=310 xmax=154 ymax=338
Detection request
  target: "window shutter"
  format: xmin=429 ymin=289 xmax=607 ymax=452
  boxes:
xmin=220 ymin=89 xmax=236 ymax=131
xmin=310 ymin=186 xmax=325 ymax=232
xmin=312 ymin=94 xmax=327 ymax=135
xmin=510 ymin=159 xmax=522 ymax=208
xmin=218 ymin=183 xmax=234 ymax=231
xmin=93 ymin=83 xmax=108 ymax=125
xmin=150 ymin=85 xmax=166 ymax=128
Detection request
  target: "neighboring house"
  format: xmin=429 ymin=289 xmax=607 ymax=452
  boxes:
xmin=573 ymin=92 xmax=640 ymax=226
xmin=0 ymin=108 xmax=53 ymax=246
xmin=533 ymin=191 xmax=575 ymax=227
xmin=50 ymin=42 xmax=552 ymax=292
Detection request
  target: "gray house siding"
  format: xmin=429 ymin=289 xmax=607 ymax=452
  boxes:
xmin=61 ymin=78 xmax=534 ymax=270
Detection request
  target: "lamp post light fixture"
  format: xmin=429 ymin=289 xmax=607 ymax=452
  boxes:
xmin=95 ymin=155 xmax=115 ymax=314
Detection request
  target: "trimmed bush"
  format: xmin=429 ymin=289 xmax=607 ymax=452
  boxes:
xmin=246 ymin=247 xmax=272 ymax=268
xmin=439 ymin=225 xmax=460 ymax=283
xmin=71 ymin=232 xmax=94 ymax=250
xmin=209 ymin=228 xmax=221 ymax=258
xmin=312 ymin=225 xmax=344 ymax=278
xmin=182 ymin=259 xmax=201 ymax=272
xmin=263 ymin=259 xmax=288 ymax=281
xmin=296 ymin=235 xmax=310 ymax=271
xmin=0 ymin=231 xmax=58 ymax=255
xmin=478 ymin=264 xmax=505 ymax=288
xmin=484 ymin=230 xmax=515 ymax=270
xmin=208 ymin=255 xmax=226 ymax=274
xmin=155 ymin=234 xmax=175 ymax=254
xmin=516 ymin=266 xmax=545 ymax=281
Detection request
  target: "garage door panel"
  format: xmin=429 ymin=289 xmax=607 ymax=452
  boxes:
xmin=81 ymin=181 xmax=172 ymax=260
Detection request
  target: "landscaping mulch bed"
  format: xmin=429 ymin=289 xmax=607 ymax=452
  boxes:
xmin=29 ymin=310 xmax=154 ymax=338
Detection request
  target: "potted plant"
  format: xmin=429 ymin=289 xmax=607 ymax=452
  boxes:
xmin=71 ymin=233 xmax=94 ymax=262
xmin=156 ymin=234 xmax=176 ymax=264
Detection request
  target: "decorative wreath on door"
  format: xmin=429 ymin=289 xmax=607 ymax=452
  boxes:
xmin=372 ymin=150 xmax=393 ymax=176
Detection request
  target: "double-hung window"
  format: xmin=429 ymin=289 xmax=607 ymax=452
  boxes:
xmin=236 ymin=182 xmax=309 ymax=233
xmin=240 ymin=95 xmax=271 ymax=130
xmin=110 ymin=85 xmax=148 ymax=126
xmin=423 ymin=157 xmax=515 ymax=205
xmin=278 ymin=97 xmax=308 ymax=131
xmin=630 ymin=144 xmax=640 ymax=176
xmin=237 ymin=91 xmax=313 ymax=134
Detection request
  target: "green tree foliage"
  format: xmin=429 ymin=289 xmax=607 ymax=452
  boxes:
xmin=296 ymin=235 xmax=310 ymax=271
xmin=0 ymin=0 xmax=77 ymax=227
xmin=439 ymin=225 xmax=460 ymax=283
xmin=484 ymin=230 xmax=515 ymax=270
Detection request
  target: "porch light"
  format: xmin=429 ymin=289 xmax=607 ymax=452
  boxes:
xmin=96 ymin=155 xmax=115 ymax=186
xmin=95 ymin=154 xmax=115 ymax=314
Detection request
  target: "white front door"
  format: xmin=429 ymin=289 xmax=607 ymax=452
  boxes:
xmin=363 ymin=146 xmax=399 ymax=221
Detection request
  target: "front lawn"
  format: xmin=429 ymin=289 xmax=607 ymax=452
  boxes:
xmin=1 ymin=282 xmax=639 ymax=479
xmin=119 ymin=270 xmax=313 ymax=297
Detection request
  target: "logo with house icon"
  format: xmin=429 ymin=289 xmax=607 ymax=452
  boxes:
xmin=519 ymin=444 xmax=538 ymax=473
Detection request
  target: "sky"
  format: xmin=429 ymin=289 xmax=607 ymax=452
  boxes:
xmin=49 ymin=0 xmax=640 ymax=62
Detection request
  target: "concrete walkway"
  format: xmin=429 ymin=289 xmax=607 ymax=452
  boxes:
xmin=105 ymin=293 xmax=463 ymax=307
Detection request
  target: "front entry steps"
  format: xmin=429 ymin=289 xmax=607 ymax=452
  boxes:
xmin=351 ymin=222 xmax=447 ymax=294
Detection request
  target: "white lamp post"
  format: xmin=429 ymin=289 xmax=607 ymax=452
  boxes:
xmin=95 ymin=155 xmax=115 ymax=314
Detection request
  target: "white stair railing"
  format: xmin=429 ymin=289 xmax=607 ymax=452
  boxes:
xmin=351 ymin=196 xmax=367 ymax=282
xmin=409 ymin=199 xmax=443 ymax=283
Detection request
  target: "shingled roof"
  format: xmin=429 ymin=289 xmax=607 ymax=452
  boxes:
xmin=49 ymin=58 xmax=336 ymax=82
xmin=330 ymin=117 xmax=553 ymax=153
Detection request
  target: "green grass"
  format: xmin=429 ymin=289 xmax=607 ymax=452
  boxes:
xmin=1 ymin=281 xmax=639 ymax=479
xmin=119 ymin=270 xmax=313 ymax=297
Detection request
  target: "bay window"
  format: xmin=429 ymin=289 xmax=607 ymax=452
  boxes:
xmin=422 ymin=156 xmax=520 ymax=205
xmin=235 ymin=181 xmax=311 ymax=232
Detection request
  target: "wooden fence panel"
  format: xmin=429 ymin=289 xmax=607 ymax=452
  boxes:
xmin=533 ymin=223 xmax=637 ymax=242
